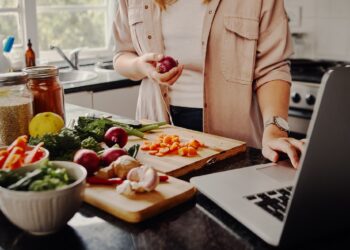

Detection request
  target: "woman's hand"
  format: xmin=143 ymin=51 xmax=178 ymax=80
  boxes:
xmin=262 ymin=125 xmax=305 ymax=168
xmin=135 ymin=53 xmax=183 ymax=86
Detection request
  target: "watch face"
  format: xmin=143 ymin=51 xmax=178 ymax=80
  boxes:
xmin=275 ymin=117 xmax=290 ymax=131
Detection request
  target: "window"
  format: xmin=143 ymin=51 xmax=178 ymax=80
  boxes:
xmin=0 ymin=0 xmax=23 ymax=46
xmin=0 ymin=0 xmax=114 ymax=63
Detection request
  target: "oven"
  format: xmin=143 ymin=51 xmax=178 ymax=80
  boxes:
xmin=288 ymin=59 xmax=348 ymax=138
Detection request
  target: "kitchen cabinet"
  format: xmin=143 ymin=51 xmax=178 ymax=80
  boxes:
xmin=65 ymin=91 xmax=93 ymax=109
xmin=93 ymin=86 xmax=139 ymax=119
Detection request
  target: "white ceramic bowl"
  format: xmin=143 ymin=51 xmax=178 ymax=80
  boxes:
xmin=0 ymin=161 xmax=87 ymax=235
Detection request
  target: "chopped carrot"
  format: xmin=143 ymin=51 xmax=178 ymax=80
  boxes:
xmin=159 ymin=147 xmax=170 ymax=154
xmin=188 ymin=139 xmax=201 ymax=149
xmin=170 ymin=142 xmax=180 ymax=152
xmin=141 ymin=134 xmax=203 ymax=158
xmin=178 ymin=147 xmax=188 ymax=156
xmin=187 ymin=146 xmax=197 ymax=156
xmin=141 ymin=145 xmax=150 ymax=150
xmin=148 ymin=150 xmax=158 ymax=155
xmin=171 ymin=136 xmax=180 ymax=143
xmin=150 ymin=143 xmax=160 ymax=150
xmin=163 ymin=135 xmax=173 ymax=144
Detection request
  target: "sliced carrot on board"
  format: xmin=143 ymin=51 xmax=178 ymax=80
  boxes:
xmin=178 ymin=147 xmax=188 ymax=156
xmin=163 ymin=135 xmax=173 ymax=145
xmin=159 ymin=147 xmax=170 ymax=154
xmin=187 ymin=146 xmax=197 ymax=156
xmin=141 ymin=145 xmax=150 ymax=150
xmin=149 ymin=143 xmax=160 ymax=150
xmin=170 ymin=142 xmax=180 ymax=152
xmin=148 ymin=150 xmax=159 ymax=155
xmin=188 ymin=139 xmax=201 ymax=149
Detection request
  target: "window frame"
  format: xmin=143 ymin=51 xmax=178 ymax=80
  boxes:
xmin=0 ymin=0 xmax=26 ymax=49
xmin=1 ymin=0 xmax=113 ymax=64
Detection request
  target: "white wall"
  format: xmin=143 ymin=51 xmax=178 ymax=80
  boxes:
xmin=284 ymin=0 xmax=350 ymax=61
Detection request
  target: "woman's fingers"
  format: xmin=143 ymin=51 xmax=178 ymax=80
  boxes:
xmin=262 ymin=146 xmax=279 ymax=163
xmin=141 ymin=53 xmax=163 ymax=63
xmin=152 ymin=65 xmax=183 ymax=85
xmin=288 ymin=138 xmax=304 ymax=152
xmin=267 ymin=138 xmax=300 ymax=168
xmin=160 ymin=65 xmax=184 ymax=85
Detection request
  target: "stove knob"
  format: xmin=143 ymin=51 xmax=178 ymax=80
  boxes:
xmin=306 ymin=94 xmax=316 ymax=106
xmin=291 ymin=92 xmax=301 ymax=103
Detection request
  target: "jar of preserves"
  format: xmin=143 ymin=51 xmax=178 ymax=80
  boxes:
xmin=0 ymin=72 xmax=33 ymax=146
xmin=24 ymin=66 xmax=65 ymax=121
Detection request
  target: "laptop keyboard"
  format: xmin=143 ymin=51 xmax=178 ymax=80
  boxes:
xmin=245 ymin=186 xmax=293 ymax=221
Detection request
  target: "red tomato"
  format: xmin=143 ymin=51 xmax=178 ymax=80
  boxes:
xmin=7 ymin=135 xmax=28 ymax=153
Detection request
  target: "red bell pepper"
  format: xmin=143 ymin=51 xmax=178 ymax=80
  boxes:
xmin=159 ymin=175 xmax=169 ymax=182
xmin=2 ymin=146 xmax=25 ymax=170
xmin=86 ymin=175 xmax=169 ymax=186
xmin=86 ymin=176 xmax=124 ymax=185
xmin=24 ymin=142 xmax=45 ymax=164
xmin=7 ymin=135 xmax=28 ymax=153
xmin=0 ymin=155 xmax=7 ymax=169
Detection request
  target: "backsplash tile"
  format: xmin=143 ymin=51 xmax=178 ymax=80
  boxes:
xmin=285 ymin=0 xmax=350 ymax=61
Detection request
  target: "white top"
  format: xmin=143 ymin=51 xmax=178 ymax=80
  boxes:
xmin=161 ymin=0 xmax=206 ymax=108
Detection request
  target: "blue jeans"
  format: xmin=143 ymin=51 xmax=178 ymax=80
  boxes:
xmin=170 ymin=105 xmax=203 ymax=132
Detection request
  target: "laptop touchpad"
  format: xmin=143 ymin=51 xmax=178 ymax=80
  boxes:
xmin=257 ymin=161 xmax=297 ymax=183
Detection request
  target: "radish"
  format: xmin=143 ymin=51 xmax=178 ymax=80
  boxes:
xmin=104 ymin=127 xmax=128 ymax=148
xmin=73 ymin=149 xmax=100 ymax=175
xmin=101 ymin=148 xmax=127 ymax=166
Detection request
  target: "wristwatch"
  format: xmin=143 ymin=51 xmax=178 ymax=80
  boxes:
xmin=265 ymin=116 xmax=290 ymax=133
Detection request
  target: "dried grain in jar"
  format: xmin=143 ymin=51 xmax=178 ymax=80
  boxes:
xmin=0 ymin=72 xmax=33 ymax=146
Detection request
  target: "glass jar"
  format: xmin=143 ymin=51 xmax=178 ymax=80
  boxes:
xmin=24 ymin=66 xmax=65 ymax=121
xmin=0 ymin=72 xmax=33 ymax=146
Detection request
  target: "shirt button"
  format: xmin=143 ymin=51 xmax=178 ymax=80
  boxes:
xmin=209 ymin=10 xmax=213 ymax=14
xmin=145 ymin=5 xmax=148 ymax=9
xmin=147 ymin=35 xmax=152 ymax=39
xmin=202 ymin=41 xmax=205 ymax=46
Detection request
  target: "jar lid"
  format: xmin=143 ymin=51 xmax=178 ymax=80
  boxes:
xmin=0 ymin=72 xmax=28 ymax=86
xmin=23 ymin=65 xmax=58 ymax=79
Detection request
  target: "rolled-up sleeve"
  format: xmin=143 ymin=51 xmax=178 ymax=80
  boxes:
xmin=254 ymin=0 xmax=294 ymax=90
xmin=112 ymin=0 xmax=137 ymax=66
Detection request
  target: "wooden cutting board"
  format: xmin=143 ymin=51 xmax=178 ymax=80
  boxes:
xmin=84 ymin=176 xmax=196 ymax=223
xmin=127 ymin=124 xmax=246 ymax=177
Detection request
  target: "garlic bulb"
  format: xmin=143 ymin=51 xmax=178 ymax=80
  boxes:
xmin=111 ymin=155 xmax=141 ymax=179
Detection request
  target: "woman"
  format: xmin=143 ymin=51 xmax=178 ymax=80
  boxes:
xmin=113 ymin=0 xmax=304 ymax=168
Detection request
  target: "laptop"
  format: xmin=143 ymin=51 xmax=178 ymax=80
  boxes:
xmin=190 ymin=66 xmax=350 ymax=247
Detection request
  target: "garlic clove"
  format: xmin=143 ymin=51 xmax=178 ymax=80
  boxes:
xmin=116 ymin=180 xmax=134 ymax=195
xmin=140 ymin=167 xmax=159 ymax=192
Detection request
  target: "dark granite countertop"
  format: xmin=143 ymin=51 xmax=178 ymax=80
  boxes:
xmin=62 ymin=68 xmax=140 ymax=94
xmin=0 ymin=105 xmax=349 ymax=250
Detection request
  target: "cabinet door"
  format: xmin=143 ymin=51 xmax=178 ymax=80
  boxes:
xmin=93 ymin=86 xmax=139 ymax=119
xmin=65 ymin=91 xmax=93 ymax=108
